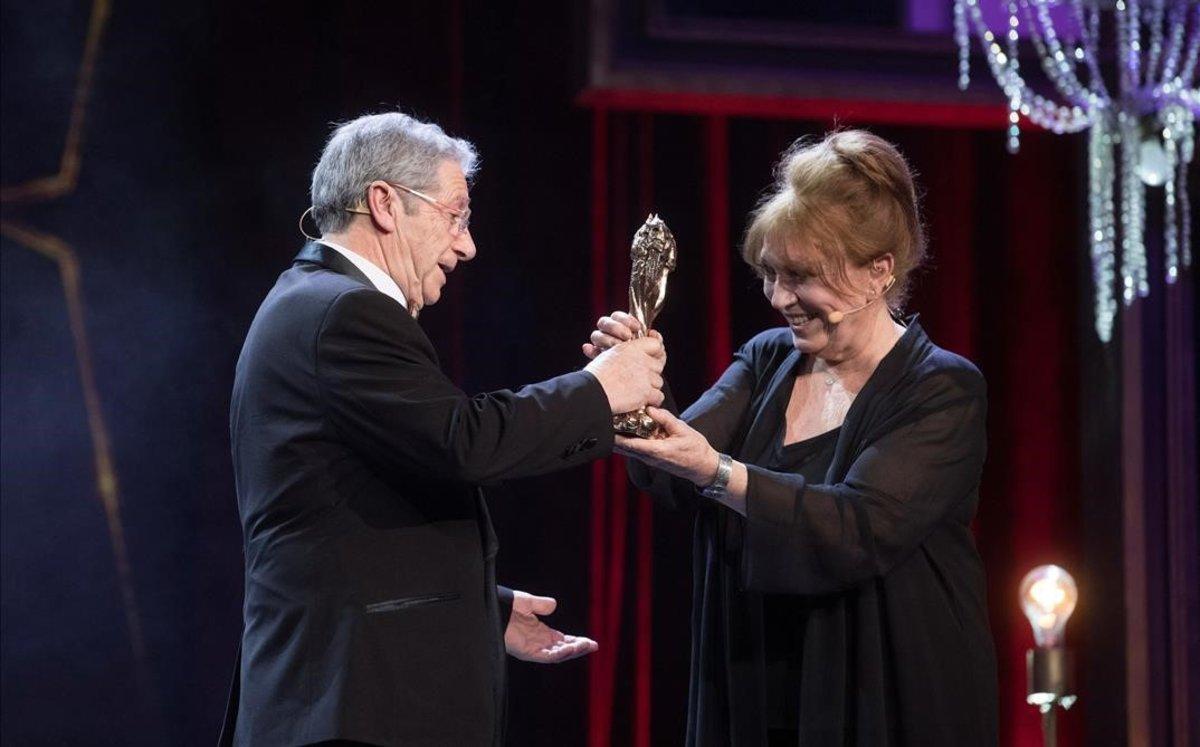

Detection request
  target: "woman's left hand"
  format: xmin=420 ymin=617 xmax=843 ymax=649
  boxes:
xmin=615 ymin=407 xmax=720 ymax=486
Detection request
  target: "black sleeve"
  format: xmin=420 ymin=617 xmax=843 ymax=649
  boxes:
xmin=315 ymin=288 xmax=614 ymax=484
xmin=740 ymin=375 xmax=987 ymax=594
xmin=627 ymin=339 xmax=758 ymax=510
xmin=497 ymin=585 xmax=514 ymax=630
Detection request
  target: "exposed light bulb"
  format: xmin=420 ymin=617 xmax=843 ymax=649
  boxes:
xmin=1019 ymin=565 xmax=1077 ymax=648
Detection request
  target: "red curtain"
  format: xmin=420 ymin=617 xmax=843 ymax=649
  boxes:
xmin=585 ymin=107 xmax=1085 ymax=746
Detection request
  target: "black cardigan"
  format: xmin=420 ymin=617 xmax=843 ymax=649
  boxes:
xmin=631 ymin=320 xmax=998 ymax=746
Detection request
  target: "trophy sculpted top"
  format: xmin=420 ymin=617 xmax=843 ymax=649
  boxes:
xmin=613 ymin=214 xmax=677 ymax=438
xmin=628 ymin=214 xmax=677 ymax=335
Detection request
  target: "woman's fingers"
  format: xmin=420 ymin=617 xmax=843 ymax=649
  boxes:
xmin=644 ymin=407 xmax=688 ymax=436
xmin=597 ymin=314 xmax=637 ymax=341
xmin=615 ymin=434 xmax=664 ymax=458
xmin=590 ymin=329 xmax=623 ymax=349
xmin=610 ymin=311 xmax=643 ymax=335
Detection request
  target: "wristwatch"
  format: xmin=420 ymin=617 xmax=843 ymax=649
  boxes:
xmin=699 ymin=453 xmax=733 ymax=499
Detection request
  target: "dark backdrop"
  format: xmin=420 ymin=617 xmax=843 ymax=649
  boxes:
xmin=2 ymin=2 xmax=1111 ymax=745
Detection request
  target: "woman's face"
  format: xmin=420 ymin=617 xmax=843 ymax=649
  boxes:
xmin=756 ymin=240 xmax=878 ymax=358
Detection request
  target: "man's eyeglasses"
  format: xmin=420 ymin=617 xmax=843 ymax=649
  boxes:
xmin=346 ymin=182 xmax=471 ymax=234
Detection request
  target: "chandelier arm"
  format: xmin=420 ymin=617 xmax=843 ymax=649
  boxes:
xmin=1158 ymin=0 xmax=1190 ymax=85
xmin=1144 ymin=0 xmax=1166 ymax=88
xmin=1070 ymin=0 xmax=1113 ymax=101
xmin=1143 ymin=86 xmax=1200 ymax=117
xmin=1177 ymin=89 xmax=1199 ymax=118
xmin=1179 ymin=5 xmax=1200 ymax=89
xmin=1129 ymin=0 xmax=1143 ymax=92
xmin=1015 ymin=91 xmax=1093 ymax=132
xmin=1022 ymin=0 xmax=1103 ymax=109
xmin=963 ymin=0 xmax=1091 ymax=133
xmin=1115 ymin=0 xmax=1140 ymax=96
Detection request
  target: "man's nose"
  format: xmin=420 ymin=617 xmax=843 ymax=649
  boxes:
xmin=454 ymin=230 xmax=476 ymax=262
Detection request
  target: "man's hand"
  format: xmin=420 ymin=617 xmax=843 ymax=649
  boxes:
xmin=505 ymin=591 xmax=599 ymax=663
xmin=584 ymin=334 xmax=666 ymax=415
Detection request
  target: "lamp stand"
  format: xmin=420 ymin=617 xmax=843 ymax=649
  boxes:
xmin=1026 ymin=647 xmax=1076 ymax=747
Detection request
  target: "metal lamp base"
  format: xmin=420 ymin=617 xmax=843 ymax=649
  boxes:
xmin=1026 ymin=647 xmax=1076 ymax=747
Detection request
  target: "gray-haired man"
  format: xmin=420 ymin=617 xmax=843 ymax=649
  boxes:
xmin=223 ymin=112 xmax=665 ymax=746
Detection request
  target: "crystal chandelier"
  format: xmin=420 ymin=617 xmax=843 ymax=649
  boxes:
xmin=954 ymin=0 xmax=1198 ymax=341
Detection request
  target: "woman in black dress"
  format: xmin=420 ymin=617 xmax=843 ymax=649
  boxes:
xmin=585 ymin=130 xmax=997 ymax=745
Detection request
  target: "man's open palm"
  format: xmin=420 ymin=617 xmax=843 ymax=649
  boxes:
xmin=504 ymin=591 xmax=598 ymax=663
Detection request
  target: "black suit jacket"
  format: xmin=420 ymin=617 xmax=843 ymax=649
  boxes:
xmin=223 ymin=242 xmax=612 ymax=746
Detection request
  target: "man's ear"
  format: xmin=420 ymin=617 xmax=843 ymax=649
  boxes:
xmin=365 ymin=182 xmax=399 ymax=233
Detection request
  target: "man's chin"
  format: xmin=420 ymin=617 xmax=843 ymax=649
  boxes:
xmin=420 ymin=282 xmax=443 ymax=308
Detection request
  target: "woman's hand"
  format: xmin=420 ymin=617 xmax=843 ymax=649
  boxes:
xmin=583 ymin=311 xmax=665 ymax=367
xmin=615 ymin=407 xmax=720 ymax=486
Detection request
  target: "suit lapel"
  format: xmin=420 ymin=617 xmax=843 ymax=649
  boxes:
xmin=294 ymin=241 xmax=374 ymax=289
xmin=293 ymin=242 xmax=443 ymax=373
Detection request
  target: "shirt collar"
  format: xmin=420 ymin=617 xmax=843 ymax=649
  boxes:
xmin=318 ymin=239 xmax=408 ymax=310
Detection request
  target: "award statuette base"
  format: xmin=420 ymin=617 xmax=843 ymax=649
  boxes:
xmin=613 ymin=408 xmax=661 ymax=439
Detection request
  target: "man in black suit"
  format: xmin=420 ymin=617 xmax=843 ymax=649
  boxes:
xmin=223 ymin=112 xmax=665 ymax=746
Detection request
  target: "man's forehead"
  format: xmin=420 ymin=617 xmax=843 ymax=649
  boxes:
xmin=436 ymin=160 xmax=469 ymax=196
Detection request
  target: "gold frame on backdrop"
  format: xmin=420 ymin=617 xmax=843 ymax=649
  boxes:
xmin=0 ymin=0 xmax=145 ymax=666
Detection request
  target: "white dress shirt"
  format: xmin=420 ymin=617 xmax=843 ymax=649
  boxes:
xmin=318 ymin=239 xmax=409 ymax=310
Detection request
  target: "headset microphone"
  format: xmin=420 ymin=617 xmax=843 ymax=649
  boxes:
xmin=825 ymin=304 xmax=865 ymax=325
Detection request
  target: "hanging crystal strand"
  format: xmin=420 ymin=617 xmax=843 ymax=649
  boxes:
xmin=1127 ymin=0 xmax=1143 ymax=89
xmin=1161 ymin=0 xmax=1190 ymax=81
xmin=1119 ymin=112 xmax=1148 ymax=302
xmin=1179 ymin=4 xmax=1200 ymax=88
xmin=1089 ymin=120 xmax=1118 ymax=341
xmin=1006 ymin=0 xmax=1023 ymax=152
xmin=1179 ymin=159 xmax=1192 ymax=271
xmin=955 ymin=0 xmax=971 ymax=90
xmin=1157 ymin=0 xmax=1188 ymax=86
xmin=963 ymin=0 xmax=1089 ymax=135
xmin=1179 ymin=108 xmax=1194 ymax=270
xmin=1007 ymin=97 xmax=1022 ymax=153
xmin=1162 ymin=107 xmax=1181 ymax=283
xmin=1133 ymin=153 xmax=1149 ymax=297
xmin=1102 ymin=125 xmax=1120 ymax=311
xmin=1025 ymin=0 xmax=1097 ymax=107
xmin=1116 ymin=1 xmax=1136 ymax=96
xmin=1144 ymin=0 xmax=1166 ymax=86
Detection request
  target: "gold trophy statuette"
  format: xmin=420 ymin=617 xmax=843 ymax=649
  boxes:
xmin=613 ymin=214 xmax=677 ymax=438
